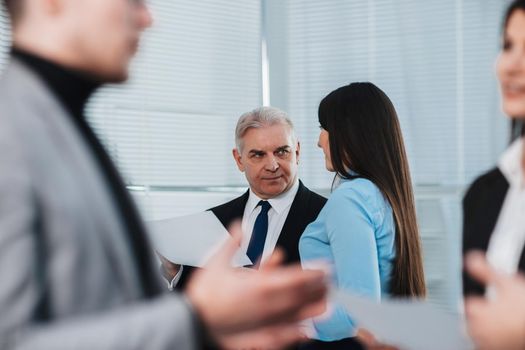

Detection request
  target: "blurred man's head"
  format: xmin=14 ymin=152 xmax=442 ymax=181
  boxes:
xmin=233 ymin=107 xmax=300 ymax=200
xmin=3 ymin=0 xmax=152 ymax=82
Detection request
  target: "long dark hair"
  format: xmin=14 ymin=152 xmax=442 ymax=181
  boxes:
xmin=319 ymin=82 xmax=426 ymax=297
xmin=503 ymin=0 xmax=525 ymax=142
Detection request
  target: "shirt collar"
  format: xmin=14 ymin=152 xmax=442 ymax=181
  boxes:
xmin=246 ymin=179 xmax=300 ymax=215
xmin=498 ymin=137 xmax=525 ymax=188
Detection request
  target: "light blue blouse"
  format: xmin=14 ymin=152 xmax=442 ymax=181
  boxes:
xmin=299 ymin=177 xmax=396 ymax=341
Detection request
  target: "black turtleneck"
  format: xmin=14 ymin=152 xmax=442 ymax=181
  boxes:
xmin=12 ymin=48 xmax=162 ymax=298
xmin=12 ymin=48 xmax=99 ymax=120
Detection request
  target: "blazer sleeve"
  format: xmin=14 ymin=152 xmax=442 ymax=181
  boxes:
xmin=12 ymin=296 xmax=198 ymax=350
xmin=0 ymin=113 xmax=198 ymax=350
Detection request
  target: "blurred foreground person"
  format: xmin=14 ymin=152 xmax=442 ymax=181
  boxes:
xmin=462 ymin=1 xmax=525 ymax=348
xmin=465 ymin=252 xmax=525 ymax=350
xmin=0 ymin=0 xmax=326 ymax=349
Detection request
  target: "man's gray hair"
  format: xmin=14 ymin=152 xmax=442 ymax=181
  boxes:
xmin=235 ymin=106 xmax=297 ymax=151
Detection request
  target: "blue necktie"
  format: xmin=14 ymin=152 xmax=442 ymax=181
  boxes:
xmin=246 ymin=200 xmax=271 ymax=267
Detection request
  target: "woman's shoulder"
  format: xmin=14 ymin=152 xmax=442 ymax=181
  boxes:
xmin=463 ymin=167 xmax=507 ymax=205
xmin=323 ymin=178 xmax=390 ymax=231
xmin=330 ymin=177 xmax=385 ymax=209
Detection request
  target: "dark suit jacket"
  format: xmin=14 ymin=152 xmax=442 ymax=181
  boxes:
xmin=462 ymin=167 xmax=525 ymax=296
xmin=177 ymin=180 xmax=326 ymax=289
xmin=178 ymin=181 xmax=366 ymax=350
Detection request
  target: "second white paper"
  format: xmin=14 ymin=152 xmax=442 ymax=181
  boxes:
xmin=333 ymin=289 xmax=474 ymax=350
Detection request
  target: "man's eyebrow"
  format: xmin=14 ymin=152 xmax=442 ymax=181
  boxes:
xmin=248 ymin=149 xmax=265 ymax=155
xmin=275 ymin=145 xmax=291 ymax=151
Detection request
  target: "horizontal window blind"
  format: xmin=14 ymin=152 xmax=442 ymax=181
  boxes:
xmin=0 ymin=1 xmax=262 ymax=219
xmin=277 ymin=0 xmax=508 ymax=189
xmin=267 ymin=0 xmax=511 ymax=311
xmin=0 ymin=0 xmax=515 ymax=311
xmin=0 ymin=3 xmax=10 ymax=70
xmin=86 ymin=0 xmax=262 ymax=189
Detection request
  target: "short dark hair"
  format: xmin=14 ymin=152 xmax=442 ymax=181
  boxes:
xmin=2 ymin=0 xmax=23 ymax=24
xmin=503 ymin=1 xmax=525 ymax=141
xmin=503 ymin=0 xmax=525 ymax=31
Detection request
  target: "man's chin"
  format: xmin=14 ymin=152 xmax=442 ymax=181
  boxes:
xmin=101 ymin=69 xmax=129 ymax=84
xmin=88 ymin=64 xmax=129 ymax=84
xmin=260 ymin=184 xmax=288 ymax=197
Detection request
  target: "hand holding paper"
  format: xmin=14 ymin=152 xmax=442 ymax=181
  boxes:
xmin=186 ymin=222 xmax=328 ymax=349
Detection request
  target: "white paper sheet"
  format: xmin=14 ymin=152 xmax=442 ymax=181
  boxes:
xmin=148 ymin=211 xmax=252 ymax=267
xmin=333 ymin=289 xmax=474 ymax=350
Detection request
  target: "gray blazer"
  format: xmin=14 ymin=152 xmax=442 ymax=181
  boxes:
xmin=0 ymin=59 xmax=196 ymax=350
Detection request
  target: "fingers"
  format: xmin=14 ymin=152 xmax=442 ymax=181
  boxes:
xmin=254 ymin=267 xmax=327 ymax=324
xmin=260 ymin=248 xmax=285 ymax=271
xmin=207 ymin=221 xmax=243 ymax=267
xmin=464 ymin=296 xmax=487 ymax=320
xmin=356 ymin=328 xmax=378 ymax=347
xmin=218 ymin=323 xmax=306 ymax=350
xmin=464 ymin=251 xmax=500 ymax=287
xmin=294 ymin=298 xmax=327 ymax=320
xmin=223 ymin=266 xmax=326 ymax=332
xmin=356 ymin=329 xmax=401 ymax=350
xmin=464 ymin=296 xmax=490 ymax=348
xmin=227 ymin=220 xmax=243 ymax=245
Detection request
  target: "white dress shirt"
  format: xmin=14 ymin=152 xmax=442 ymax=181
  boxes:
xmin=167 ymin=180 xmax=300 ymax=289
xmin=486 ymin=137 xmax=525 ymax=277
xmin=241 ymin=180 xmax=300 ymax=265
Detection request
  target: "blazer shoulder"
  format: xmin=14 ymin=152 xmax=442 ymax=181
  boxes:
xmin=208 ymin=191 xmax=249 ymax=228
xmin=307 ymin=188 xmax=327 ymax=207
xmin=297 ymin=181 xmax=327 ymax=213
xmin=209 ymin=191 xmax=248 ymax=213
xmin=463 ymin=167 xmax=507 ymax=208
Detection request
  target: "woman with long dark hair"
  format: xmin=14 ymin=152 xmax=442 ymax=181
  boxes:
xmin=299 ymin=82 xmax=426 ymax=348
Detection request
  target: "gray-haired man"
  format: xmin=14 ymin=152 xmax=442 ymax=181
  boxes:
xmin=164 ymin=107 xmax=327 ymax=291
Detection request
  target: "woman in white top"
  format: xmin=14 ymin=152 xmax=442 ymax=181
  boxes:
xmin=463 ymin=1 xmax=525 ymax=349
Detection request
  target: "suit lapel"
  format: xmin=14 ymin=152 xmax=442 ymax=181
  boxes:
xmin=276 ymin=181 xmax=311 ymax=263
xmin=210 ymin=183 xmax=322 ymax=264
xmin=210 ymin=190 xmax=249 ymax=231
xmin=478 ymin=171 xmax=509 ymax=253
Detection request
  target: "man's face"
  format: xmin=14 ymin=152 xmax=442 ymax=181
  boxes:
xmin=64 ymin=0 xmax=152 ymax=82
xmin=233 ymin=124 xmax=300 ymax=199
